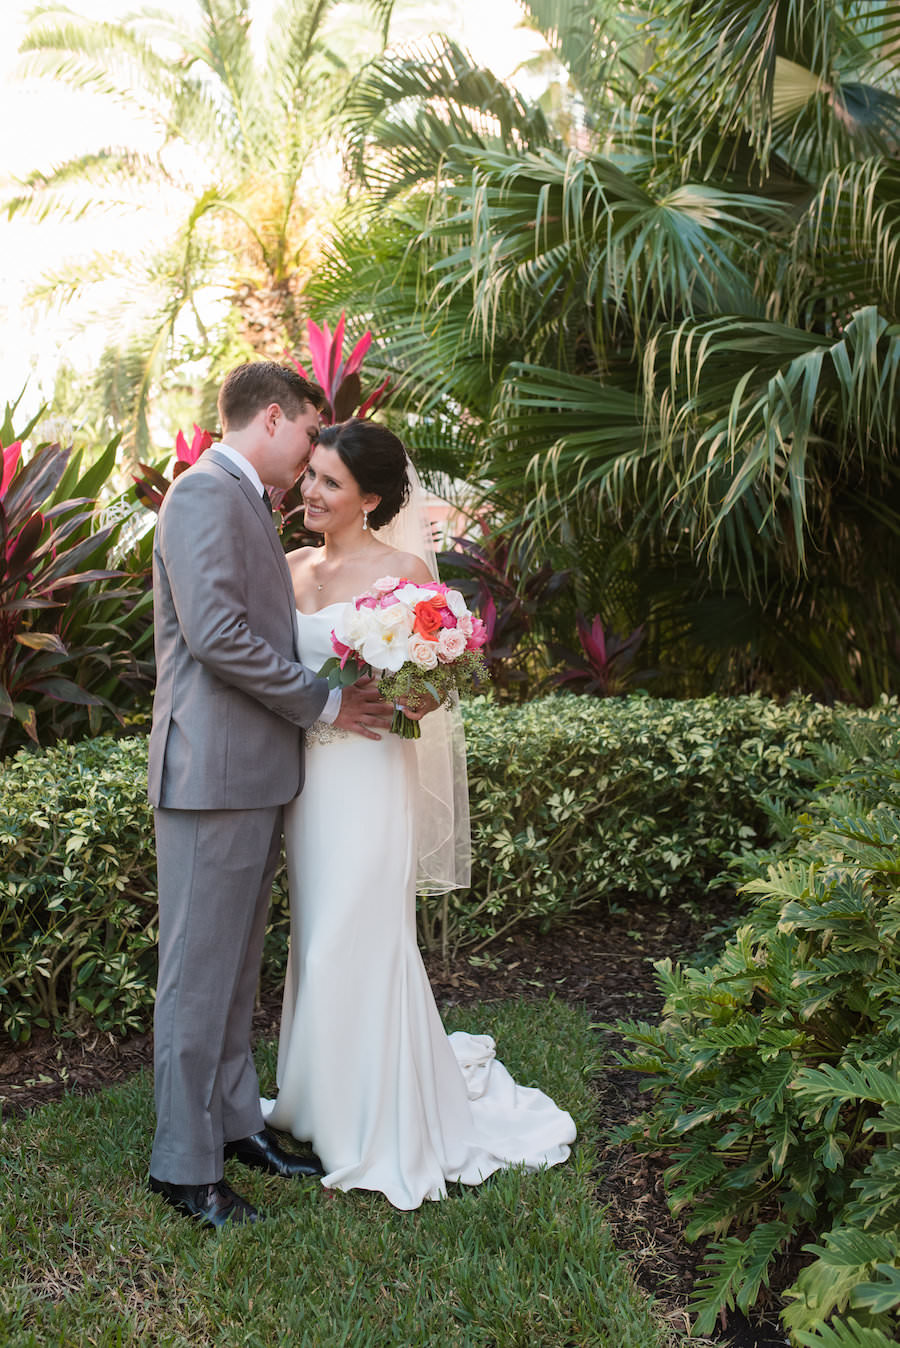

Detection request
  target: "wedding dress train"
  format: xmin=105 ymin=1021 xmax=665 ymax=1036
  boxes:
xmin=262 ymin=606 xmax=575 ymax=1210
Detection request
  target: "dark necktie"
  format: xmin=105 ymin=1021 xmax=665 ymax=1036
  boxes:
xmin=262 ymin=489 xmax=272 ymax=511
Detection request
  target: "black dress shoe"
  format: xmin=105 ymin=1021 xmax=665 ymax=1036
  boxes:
xmin=224 ymin=1128 xmax=324 ymax=1179
xmin=148 ymin=1175 xmax=260 ymax=1227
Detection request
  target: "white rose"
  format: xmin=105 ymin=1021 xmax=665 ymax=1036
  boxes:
xmin=408 ymin=633 xmax=439 ymax=669
xmin=436 ymin=628 xmax=467 ymax=662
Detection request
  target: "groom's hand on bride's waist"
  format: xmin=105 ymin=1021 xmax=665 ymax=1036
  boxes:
xmin=333 ymin=678 xmax=394 ymax=740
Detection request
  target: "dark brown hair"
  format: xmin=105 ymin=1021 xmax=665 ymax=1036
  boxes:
xmin=217 ymin=361 xmax=325 ymax=431
xmin=316 ymin=419 xmax=410 ymax=530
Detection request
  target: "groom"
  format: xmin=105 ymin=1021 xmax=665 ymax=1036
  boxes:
xmin=147 ymin=360 xmax=392 ymax=1228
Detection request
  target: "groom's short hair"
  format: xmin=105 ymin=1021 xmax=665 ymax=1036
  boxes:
xmin=218 ymin=361 xmax=325 ymax=431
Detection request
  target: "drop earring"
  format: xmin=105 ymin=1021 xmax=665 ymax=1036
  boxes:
xmin=362 ymin=510 xmax=369 ymax=532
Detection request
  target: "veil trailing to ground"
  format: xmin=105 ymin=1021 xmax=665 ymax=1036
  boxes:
xmin=377 ymin=456 xmax=472 ymax=897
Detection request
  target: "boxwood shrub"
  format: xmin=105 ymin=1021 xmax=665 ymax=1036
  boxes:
xmin=453 ymin=694 xmax=896 ymax=954
xmin=2 ymin=694 xmax=897 ymax=1042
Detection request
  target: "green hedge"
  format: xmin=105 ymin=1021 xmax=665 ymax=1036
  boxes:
xmin=453 ymin=694 xmax=894 ymax=953
xmin=2 ymin=694 xmax=898 ymax=1042
xmin=614 ymin=712 xmax=900 ymax=1343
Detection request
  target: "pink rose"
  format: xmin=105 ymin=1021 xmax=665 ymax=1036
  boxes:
xmin=437 ymin=628 xmax=467 ymax=662
xmin=408 ymin=633 xmax=439 ymax=670
xmin=466 ymin=618 xmax=488 ymax=649
xmin=457 ymin=613 xmax=474 ymax=637
xmin=355 ymin=594 xmax=379 ymax=609
xmin=373 ymin=575 xmax=401 ymax=594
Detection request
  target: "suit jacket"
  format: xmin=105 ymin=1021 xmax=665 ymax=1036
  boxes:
xmin=147 ymin=447 xmax=328 ymax=809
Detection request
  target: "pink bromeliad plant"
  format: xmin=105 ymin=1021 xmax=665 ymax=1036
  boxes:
xmin=286 ymin=312 xmax=390 ymax=424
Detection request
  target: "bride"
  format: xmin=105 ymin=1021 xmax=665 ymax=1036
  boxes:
xmin=262 ymin=417 xmax=575 ymax=1210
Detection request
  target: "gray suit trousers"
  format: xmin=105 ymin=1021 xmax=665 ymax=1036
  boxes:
xmin=150 ymin=804 xmax=283 ymax=1183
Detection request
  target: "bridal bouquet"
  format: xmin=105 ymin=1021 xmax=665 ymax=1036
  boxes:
xmin=318 ymin=575 xmax=489 ymax=737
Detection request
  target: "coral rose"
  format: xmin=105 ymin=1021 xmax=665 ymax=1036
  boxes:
xmin=412 ymin=595 xmax=447 ymax=639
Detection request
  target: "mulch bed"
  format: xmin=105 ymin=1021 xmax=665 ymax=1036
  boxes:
xmin=1 ymin=894 xmax=790 ymax=1346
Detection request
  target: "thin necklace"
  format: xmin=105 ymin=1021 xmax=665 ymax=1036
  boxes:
xmin=314 ymin=537 xmax=379 ymax=591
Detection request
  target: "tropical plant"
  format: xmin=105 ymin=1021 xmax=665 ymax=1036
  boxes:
xmin=9 ymin=0 xmax=399 ymax=450
xmin=287 ymin=311 xmax=392 ymax=425
xmin=133 ymin=424 xmax=214 ymax=512
xmin=439 ymin=524 xmax=571 ymax=698
xmin=551 ymin=614 xmax=648 ymax=696
xmin=309 ymin=0 xmax=900 ymax=701
xmin=614 ymin=710 xmax=900 ymax=1339
xmin=0 ymin=404 xmax=154 ymax=756
xmin=269 ymin=310 xmax=395 ymax=546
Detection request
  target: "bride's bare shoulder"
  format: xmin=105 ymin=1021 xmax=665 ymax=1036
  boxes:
xmin=285 ymin=546 xmax=317 ymax=576
xmin=382 ymin=548 xmax=434 ymax=585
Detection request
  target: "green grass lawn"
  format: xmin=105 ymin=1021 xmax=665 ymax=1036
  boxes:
xmin=1 ymin=1000 xmax=678 ymax=1347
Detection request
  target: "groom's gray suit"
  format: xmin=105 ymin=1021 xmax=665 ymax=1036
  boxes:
xmin=148 ymin=447 xmax=328 ymax=1183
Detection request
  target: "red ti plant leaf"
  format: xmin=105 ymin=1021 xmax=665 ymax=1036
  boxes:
xmin=306 ymin=318 xmax=333 ymax=395
xmin=28 ymin=676 xmax=104 ymax=706
xmin=333 ymin=372 xmax=363 ymax=422
xmin=286 ymin=316 xmax=389 ymax=424
xmin=285 ymin=350 xmax=313 ymax=381
xmin=343 ymin=330 xmax=373 ymax=378
xmin=328 ymin=311 xmax=346 ymax=391
xmin=1 ymin=440 xmax=22 ymax=497
xmin=5 ymin=512 xmax=44 ymax=577
xmin=15 ymin=631 xmax=68 ymax=655
xmin=14 ymin=702 xmax=38 ymax=743
xmin=133 ymin=425 xmax=213 ymax=510
xmin=173 ymin=424 xmax=213 ymax=480
xmin=577 ymin=613 xmax=607 ymax=671
xmin=481 ymin=591 xmax=498 ymax=643
xmin=357 ymin=375 xmax=391 ymax=419
xmin=175 ymin=424 xmax=213 ymax=467
xmin=133 ymin=460 xmax=172 ymax=511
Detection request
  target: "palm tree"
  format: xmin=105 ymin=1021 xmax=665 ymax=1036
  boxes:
xmin=8 ymin=0 xmax=397 ymax=454
xmin=311 ymin=0 xmax=900 ymax=699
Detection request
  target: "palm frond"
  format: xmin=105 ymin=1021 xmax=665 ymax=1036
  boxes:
xmin=422 ymin=146 xmax=782 ymax=362
xmin=343 ymin=35 xmax=556 ymax=199
xmin=646 ymin=306 xmax=900 ymax=576
xmin=5 ymin=149 xmax=165 ymax=222
xmin=640 ymin=0 xmax=900 ymax=179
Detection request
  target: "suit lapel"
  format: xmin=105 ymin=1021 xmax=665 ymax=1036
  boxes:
xmin=206 ymin=449 xmax=299 ymax=652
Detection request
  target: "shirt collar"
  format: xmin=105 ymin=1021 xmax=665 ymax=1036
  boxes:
xmin=214 ymin=442 xmax=266 ymax=498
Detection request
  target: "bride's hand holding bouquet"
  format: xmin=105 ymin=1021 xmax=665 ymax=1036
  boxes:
xmin=318 ymin=575 xmax=489 ymax=738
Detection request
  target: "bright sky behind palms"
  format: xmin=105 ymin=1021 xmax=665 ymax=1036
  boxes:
xmin=0 ymin=0 xmax=544 ymax=422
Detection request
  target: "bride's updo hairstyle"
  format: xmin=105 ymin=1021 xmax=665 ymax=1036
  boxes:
xmin=317 ymin=418 xmax=410 ymax=530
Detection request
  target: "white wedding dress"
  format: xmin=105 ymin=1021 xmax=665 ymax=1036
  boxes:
xmin=262 ymin=606 xmax=575 ymax=1209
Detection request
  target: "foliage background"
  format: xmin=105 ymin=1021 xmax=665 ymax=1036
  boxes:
xmin=4 ymin=695 xmax=898 ymax=1044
